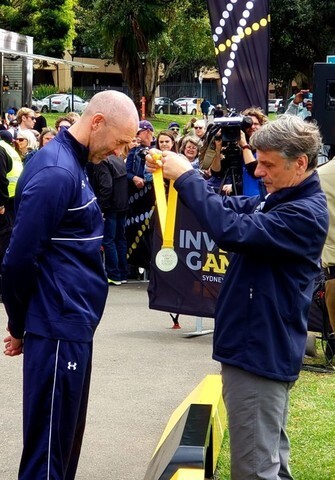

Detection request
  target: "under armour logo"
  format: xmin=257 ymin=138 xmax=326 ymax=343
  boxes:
xmin=81 ymin=180 xmax=86 ymax=189
xmin=67 ymin=362 xmax=77 ymax=370
xmin=254 ymin=201 xmax=265 ymax=213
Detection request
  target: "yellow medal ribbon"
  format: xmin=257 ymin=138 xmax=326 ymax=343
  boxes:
xmin=152 ymin=154 xmax=178 ymax=247
xmin=152 ymin=153 xmax=179 ymax=271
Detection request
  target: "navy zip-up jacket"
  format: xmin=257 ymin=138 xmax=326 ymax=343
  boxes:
xmin=2 ymin=129 xmax=108 ymax=342
xmin=174 ymin=169 xmax=328 ymax=381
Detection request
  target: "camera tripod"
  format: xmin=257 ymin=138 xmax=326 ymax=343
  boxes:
xmin=218 ymin=144 xmax=242 ymax=196
xmin=219 ymin=166 xmax=240 ymax=196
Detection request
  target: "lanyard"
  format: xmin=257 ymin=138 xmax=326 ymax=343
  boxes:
xmin=152 ymin=154 xmax=179 ymax=271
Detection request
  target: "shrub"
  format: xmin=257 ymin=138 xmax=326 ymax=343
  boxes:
xmin=33 ymin=84 xmax=59 ymax=99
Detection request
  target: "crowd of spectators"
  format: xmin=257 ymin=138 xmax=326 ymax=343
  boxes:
xmin=1 ymin=94 xmax=334 ymax=300
xmin=0 ymin=90 xmax=334 ymax=480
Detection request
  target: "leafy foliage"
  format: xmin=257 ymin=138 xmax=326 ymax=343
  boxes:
xmin=0 ymin=0 xmax=76 ymax=57
xmin=3 ymin=0 xmax=335 ymax=108
xmin=270 ymin=0 xmax=335 ymax=95
xmin=82 ymin=0 xmax=215 ymax=113
xmin=33 ymin=84 xmax=59 ymax=99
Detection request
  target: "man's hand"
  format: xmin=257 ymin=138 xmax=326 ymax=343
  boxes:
xmin=294 ymin=90 xmax=309 ymax=105
xmin=132 ymin=175 xmax=145 ymax=189
xmin=3 ymin=333 xmax=23 ymax=356
xmin=146 ymin=149 xmax=192 ymax=181
xmin=222 ymin=184 xmax=233 ymax=196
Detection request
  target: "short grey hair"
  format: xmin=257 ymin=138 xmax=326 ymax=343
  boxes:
xmin=250 ymin=114 xmax=322 ymax=171
xmin=193 ymin=119 xmax=206 ymax=129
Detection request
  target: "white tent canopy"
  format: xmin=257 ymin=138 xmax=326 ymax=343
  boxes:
xmin=0 ymin=47 xmax=98 ymax=68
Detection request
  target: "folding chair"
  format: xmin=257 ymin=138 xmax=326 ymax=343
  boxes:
xmin=303 ymin=276 xmax=335 ymax=373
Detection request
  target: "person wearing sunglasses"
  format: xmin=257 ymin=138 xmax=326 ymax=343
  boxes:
xmin=168 ymin=121 xmax=181 ymax=142
xmin=31 ymin=105 xmax=47 ymax=134
xmin=193 ymin=119 xmax=207 ymax=145
xmin=15 ymin=131 xmax=38 ymax=164
xmin=126 ymin=120 xmax=155 ymax=190
xmin=16 ymin=107 xmax=39 ymax=145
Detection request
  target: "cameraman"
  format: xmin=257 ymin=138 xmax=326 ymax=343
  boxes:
xmin=207 ymin=132 xmax=243 ymax=195
xmin=146 ymin=115 xmax=328 ymax=480
xmin=126 ymin=120 xmax=155 ymax=190
xmin=208 ymin=108 xmax=267 ymax=196
xmin=239 ymin=107 xmax=268 ymax=196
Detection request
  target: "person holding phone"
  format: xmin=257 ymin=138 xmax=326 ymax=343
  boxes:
xmin=285 ymin=89 xmax=313 ymax=120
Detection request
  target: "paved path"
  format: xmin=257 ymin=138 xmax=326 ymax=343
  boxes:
xmin=0 ymin=281 xmax=219 ymax=480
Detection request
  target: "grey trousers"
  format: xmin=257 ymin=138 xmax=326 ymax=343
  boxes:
xmin=221 ymin=364 xmax=295 ymax=480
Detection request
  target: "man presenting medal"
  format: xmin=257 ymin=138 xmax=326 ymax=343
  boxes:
xmin=146 ymin=115 xmax=328 ymax=480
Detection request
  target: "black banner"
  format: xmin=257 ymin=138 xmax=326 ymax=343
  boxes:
xmin=148 ymin=200 xmax=230 ymax=318
xmin=206 ymin=0 xmax=270 ymax=112
xmin=126 ymin=183 xmax=155 ymax=269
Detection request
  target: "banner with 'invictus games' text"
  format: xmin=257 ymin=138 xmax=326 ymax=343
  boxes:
xmin=148 ymin=201 xmax=230 ymax=318
xmin=206 ymin=0 xmax=270 ymax=113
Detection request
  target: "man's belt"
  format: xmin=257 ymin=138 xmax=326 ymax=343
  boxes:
xmin=324 ymin=266 xmax=335 ymax=280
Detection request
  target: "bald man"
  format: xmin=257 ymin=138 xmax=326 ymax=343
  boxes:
xmin=2 ymin=91 xmax=138 ymax=480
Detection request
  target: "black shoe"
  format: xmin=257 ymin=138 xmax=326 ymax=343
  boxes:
xmin=325 ymin=334 xmax=335 ymax=363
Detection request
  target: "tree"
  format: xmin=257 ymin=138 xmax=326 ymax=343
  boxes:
xmin=270 ymin=0 xmax=335 ymax=98
xmin=0 ymin=0 xmax=77 ymax=57
xmin=86 ymin=0 xmax=216 ymax=116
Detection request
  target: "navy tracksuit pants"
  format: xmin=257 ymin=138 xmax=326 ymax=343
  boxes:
xmin=19 ymin=333 xmax=93 ymax=480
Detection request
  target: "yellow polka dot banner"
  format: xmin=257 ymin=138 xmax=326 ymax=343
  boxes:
xmin=207 ymin=0 xmax=270 ymax=112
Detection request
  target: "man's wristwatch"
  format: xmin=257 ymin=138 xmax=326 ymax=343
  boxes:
xmin=241 ymin=145 xmax=252 ymax=151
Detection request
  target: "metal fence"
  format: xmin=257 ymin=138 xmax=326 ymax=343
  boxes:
xmin=76 ymin=81 xmax=222 ymax=105
xmin=157 ymin=81 xmax=222 ymax=105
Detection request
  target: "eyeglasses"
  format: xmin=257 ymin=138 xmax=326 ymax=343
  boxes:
xmin=16 ymin=138 xmax=26 ymax=142
xmin=194 ymin=126 xmax=203 ymax=130
xmin=28 ymin=116 xmax=36 ymax=120
xmin=170 ymin=128 xmax=179 ymax=132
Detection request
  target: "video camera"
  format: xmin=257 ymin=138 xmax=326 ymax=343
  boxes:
xmin=206 ymin=115 xmax=252 ymax=172
xmin=212 ymin=115 xmax=253 ymax=143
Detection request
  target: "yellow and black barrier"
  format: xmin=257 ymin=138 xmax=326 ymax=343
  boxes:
xmin=144 ymin=374 xmax=226 ymax=480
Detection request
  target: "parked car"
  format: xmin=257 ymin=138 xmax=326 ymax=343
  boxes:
xmin=31 ymin=96 xmax=44 ymax=110
xmin=40 ymin=94 xmax=88 ymax=113
xmin=174 ymin=97 xmax=215 ymax=115
xmin=155 ymin=97 xmax=183 ymax=115
xmin=268 ymin=98 xmax=283 ymax=114
xmin=39 ymin=94 xmax=61 ymax=113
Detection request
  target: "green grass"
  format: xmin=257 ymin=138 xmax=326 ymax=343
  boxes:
xmin=216 ymin=346 xmax=335 ymax=480
xmin=147 ymin=113 xmax=192 ymax=135
xmin=44 ymin=112 xmax=278 ymax=136
xmin=44 ymin=112 xmax=69 ymax=129
xmin=44 ymin=112 xmax=196 ymax=135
